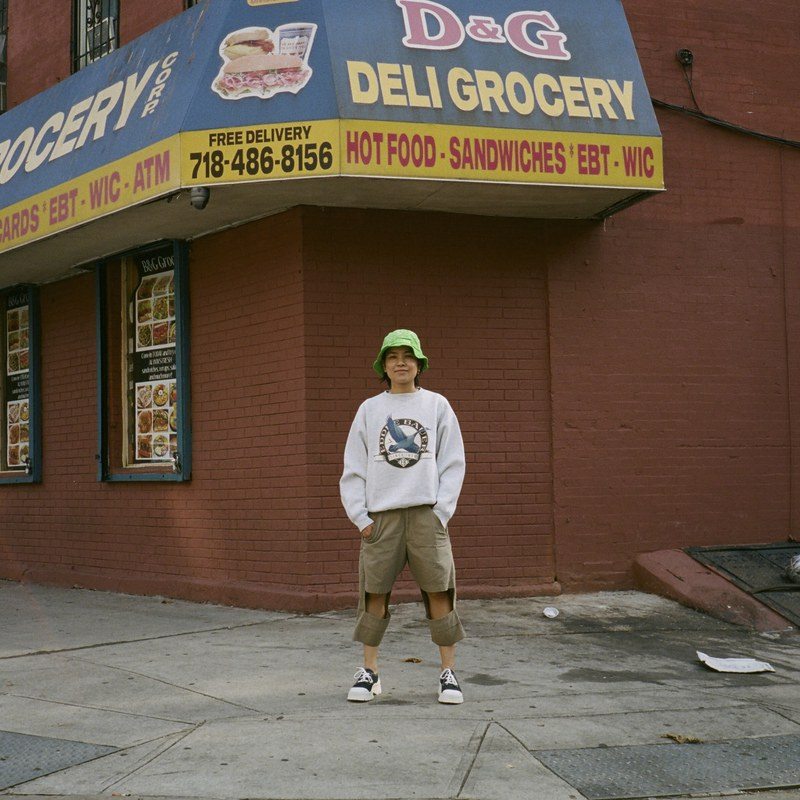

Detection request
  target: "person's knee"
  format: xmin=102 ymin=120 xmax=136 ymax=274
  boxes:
xmin=425 ymin=590 xmax=453 ymax=618
xmin=365 ymin=592 xmax=389 ymax=618
xmin=428 ymin=609 xmax=465 ymax=645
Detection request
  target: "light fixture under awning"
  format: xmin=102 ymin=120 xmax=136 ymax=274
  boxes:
xmin=0 ymin=0 xmax=663 ymax=278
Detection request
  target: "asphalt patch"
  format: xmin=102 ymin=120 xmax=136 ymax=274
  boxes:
xmin=559 ymin=667 xmax=675 ymax=684
xmin=467 ymin=672 xmax=510 ymax=686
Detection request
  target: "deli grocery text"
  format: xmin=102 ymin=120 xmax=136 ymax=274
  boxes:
xmin=348 ymin=62 xmax=634 ymax=120
xmin=354 ymin=1 xmax=636 ymax=120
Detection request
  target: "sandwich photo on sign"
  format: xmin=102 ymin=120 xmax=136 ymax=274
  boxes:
xmin=222 ymin=27 xmax=275 ymax=59
xmin=212 ymin=23 xmax=316 ymax=100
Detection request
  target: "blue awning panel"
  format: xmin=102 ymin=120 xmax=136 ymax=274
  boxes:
xmin=0 ymin=0 xmax=663 ymax=263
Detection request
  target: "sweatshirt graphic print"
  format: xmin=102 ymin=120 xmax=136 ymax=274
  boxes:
xmin=340 ymin=389 xmax=465 ymax=532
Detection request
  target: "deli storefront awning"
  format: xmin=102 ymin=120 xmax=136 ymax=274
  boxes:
xmin=0 ymin=0 xmax=664 ymax=283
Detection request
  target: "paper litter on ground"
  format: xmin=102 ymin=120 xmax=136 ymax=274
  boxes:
xmin=697 ymin=650 xmax=775 ymax=673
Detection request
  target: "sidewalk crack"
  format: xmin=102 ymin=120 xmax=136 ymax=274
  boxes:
xmin=0 ymin=689 xmax=198 ymax=726
xmin=0 ymin=620 xmax=275 ymax=661
xmin=68 ymin=658 xmax=266 ymax=714
xmin=447 ymin=720 xmax=490 ymax=798
xmin=99 ymin=723 xmax=204 ymax=792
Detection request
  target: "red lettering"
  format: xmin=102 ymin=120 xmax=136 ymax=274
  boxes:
xmin=89 ymin=171 xmax=123 ymax=209
xmin=622 ymin=145 xmax=655 ymax=178
xmin=554 ymin=142 xmax=567 ymax=174
xmin=577 ymin=143 xmax=611 ymax=176
xmin=466 ymin=17 xmax=504 ymax=43
xmin=48 ymin=188 xmax=78 ymax=225
xmin=504 ymin=11 xmax=570 ymax=60
xmin=154 ymin=151 xmax=170 ymax=185
xmin=398 ymin=3 xmax=571 ymax=61
xmin=498 ymin=140 xmax=515 ymax=171
xmin=386 ymin=132 xmax=435 ymax=167
xmin=397 ymin=0 xmax=465 ymax=50
xmin=346 ymin=131 xmax=386 ymax=166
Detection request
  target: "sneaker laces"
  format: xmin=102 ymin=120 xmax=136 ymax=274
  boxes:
xmin=353 ymin=667 xmax=375 ymax=684
xmin=440 ymin=668 xmax=459 ymax=688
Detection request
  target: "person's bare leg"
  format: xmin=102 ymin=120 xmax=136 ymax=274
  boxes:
xmin=363 ymin=592 xmax=387 ymax=672
xmin=427 ymin=590 xmax=455 ymax=669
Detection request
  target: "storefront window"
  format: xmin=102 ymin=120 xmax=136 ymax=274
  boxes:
xmin=96 ymin=241 xmax=191 ymax=481
xmin=0 ymin=285 xmax=41 ymax=483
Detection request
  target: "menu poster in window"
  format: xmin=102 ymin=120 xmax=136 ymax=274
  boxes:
xmin=129 ymin=247 xmax=178 ymax=464
xmin=5 ymin=290 xmax=31 ymax=470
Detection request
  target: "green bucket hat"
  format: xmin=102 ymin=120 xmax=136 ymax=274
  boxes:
xmin=372 ymin=329 xmax=428 ymax=376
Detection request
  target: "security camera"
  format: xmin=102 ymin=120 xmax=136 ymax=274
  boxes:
xmin=190 ymin=186 xmax=211 ymax=210
xmin=787 ymin=554 xmax=800 ymax=583
xmin=676 ymin=48 xmax=694 ymax=66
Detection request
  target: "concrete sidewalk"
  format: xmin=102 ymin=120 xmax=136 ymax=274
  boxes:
xmin=0 ymin=580 xmax=799 ymax=800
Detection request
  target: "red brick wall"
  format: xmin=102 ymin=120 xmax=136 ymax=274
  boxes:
xmin=2 ymin=0 xmax=799 ymax=605
xmin=548 ymin=0 xmax=800 ymax=588
xmin=783 ymin=160 xmax=800 ymax=536
xmin=0 ymin=207 xmax=557 ymax=608
xmin=0 ymin=210 xmax=313 ymax=608
xmin=7 ymin=0 xmax=71 ymax=107
xmin=120 ymin=0 xmax=185 ymax=46
xmin=301 ymin=207 xmax=556 ymax=602
xmin=185 ymin=213 xmax=309 ymax=598
xmin=0 ymin=274 xmax=96 ymax=577
xmin=5 ymin=0 xmax=184 ymax=107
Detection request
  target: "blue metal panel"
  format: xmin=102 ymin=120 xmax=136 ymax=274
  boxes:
xmin=0 ymin=3 xmax=224 ymax=210
xmin=181 ymin=0 xmax=339 ymax=132
xmin=0 ymin=0 xmax=660 ymax=214
xmin=325 ymin=0 xmax=660 ymax=135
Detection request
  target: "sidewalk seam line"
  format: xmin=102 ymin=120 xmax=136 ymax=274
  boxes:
xmin=0 ymin=620 xmax=285 ymax=661
xmin=452 ymin=720 xmax=490 ymax=798
xmin=66 ymin=660 xmax=266 ymax=715
xmin=100 ymin=722 xmax=205 ymax=793
xmin=0 ymin=689 xmax=197 ymax=726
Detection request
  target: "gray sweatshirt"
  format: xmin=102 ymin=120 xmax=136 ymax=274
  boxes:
xmin=340 ymin=388 xmax=466 ymax=532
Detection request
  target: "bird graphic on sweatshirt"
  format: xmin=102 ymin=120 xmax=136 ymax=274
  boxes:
xmin=386 ymin=416 xmax=424 ymax=453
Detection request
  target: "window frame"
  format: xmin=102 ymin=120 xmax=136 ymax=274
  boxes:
xmin=95 ymin=240 xmax=192 ymax=483
xmin=0 ymin=284 xmax=42 ymax=485
xmin=71 ymin=0 xmax=120 ymax=73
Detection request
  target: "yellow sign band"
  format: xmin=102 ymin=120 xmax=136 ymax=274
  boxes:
xmin=0 ymin=137 xmax=181 ymax=254
xmin=340 ymin=120 xmax=663 ymax=188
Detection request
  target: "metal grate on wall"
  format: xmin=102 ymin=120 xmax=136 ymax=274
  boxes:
xmin=686 ymin=542 xmax=800 ymax=627
xmin=72 ymin=0 xmax=119 ymax=73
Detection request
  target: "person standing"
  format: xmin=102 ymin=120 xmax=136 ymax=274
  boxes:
xmin=340 ymin=329 xmax=466 ymax=704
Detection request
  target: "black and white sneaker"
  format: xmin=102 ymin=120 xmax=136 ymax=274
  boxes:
xmin=347 ymin=667 xmax=381 ymax=702
xmin=438 ymin=668 xmax=464 ymax=704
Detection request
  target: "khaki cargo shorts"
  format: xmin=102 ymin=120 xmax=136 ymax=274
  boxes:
xmin=353 ymin=505 xmax=465 ymax=647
